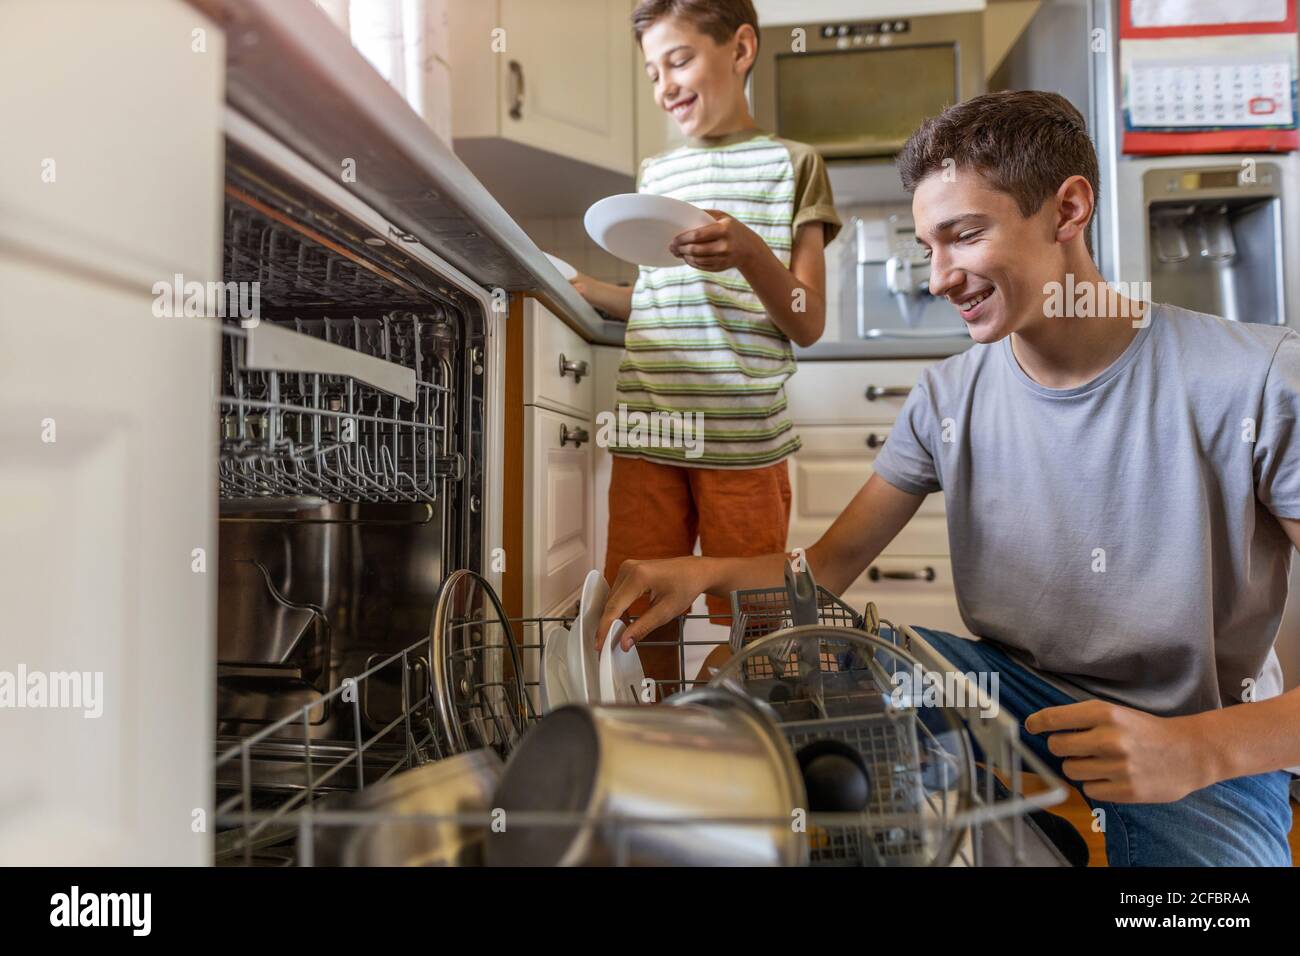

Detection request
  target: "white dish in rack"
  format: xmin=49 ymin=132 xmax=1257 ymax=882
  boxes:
xmin=599 ymin=620 xmax=646 ymax=704
xmin=565 ymin=570 xmax=607 ymax=703
xmin=541 ymin=624 xmax=575 ymax=713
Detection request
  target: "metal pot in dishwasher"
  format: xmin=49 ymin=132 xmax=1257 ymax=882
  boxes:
xmin=305 ymin=749 xmax=505 ymax=866
xmin=485 ymin=688 xmax=807 ymax=867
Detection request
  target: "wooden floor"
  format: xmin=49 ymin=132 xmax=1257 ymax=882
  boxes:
xmin=1021 ymin=775 xmax=1300 ymax=866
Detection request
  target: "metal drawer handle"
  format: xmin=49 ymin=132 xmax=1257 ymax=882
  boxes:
xmin=559 ymin=423 xmax=589 ymax=448
xmin=868 ymin=565 xmax=936 ymax=583
xmin=508 ymin=60 xmax=525 ymax=120
xmin=865 ymin=385 xmax=910 ymax=401
xmin=865 ymin=432 xmax=887 ymax=449
xmin=559 ymin=352 xmax=589 ymax=384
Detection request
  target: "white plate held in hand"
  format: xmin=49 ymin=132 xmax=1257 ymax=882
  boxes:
xmin=584 ymin=193 xmax=715 ymax=268
xmin=599 ymin=620 xmax=647 ymax=704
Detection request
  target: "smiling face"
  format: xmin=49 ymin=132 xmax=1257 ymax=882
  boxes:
xmin=639 ymin=15 xmax=755 ymax=138
xmin=912 ymin=169 xmax=1069 ymax=344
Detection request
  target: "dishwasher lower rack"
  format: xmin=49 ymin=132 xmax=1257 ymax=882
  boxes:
xmin=214 ymin=608 xmax=1071 ymax=867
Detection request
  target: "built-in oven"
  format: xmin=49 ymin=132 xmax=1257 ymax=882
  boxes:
xmin=752 ymin=13 xmax=985 ymax=160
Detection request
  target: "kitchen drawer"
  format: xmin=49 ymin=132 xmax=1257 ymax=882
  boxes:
xmin=523 ymin=406 xmax=594 ymax=617
xmin=843 ymin=557 xmax=971 ymax=638
xmin=788 ymin=425 xmax=948 ymax=558
xmin=524 ymin=299 xmax=595 ymax=417
xmin=786 ymin=360 xmax=935 ymax=425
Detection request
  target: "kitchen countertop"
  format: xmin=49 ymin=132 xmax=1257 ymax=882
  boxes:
xmin=795 ymin=333 xmax=971 ymax=361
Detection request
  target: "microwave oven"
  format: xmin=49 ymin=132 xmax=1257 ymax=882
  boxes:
xmin=752 ymin=13 xmax=985 ymax=160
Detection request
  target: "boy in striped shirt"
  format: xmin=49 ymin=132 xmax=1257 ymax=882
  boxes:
xmin=571 ymin=0 xmax=840 ymax=689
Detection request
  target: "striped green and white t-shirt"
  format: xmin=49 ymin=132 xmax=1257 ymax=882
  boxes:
xmin=612 ymin=128 xmax=840 ymax=469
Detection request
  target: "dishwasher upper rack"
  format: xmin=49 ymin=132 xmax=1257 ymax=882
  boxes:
xmin=219 ymin=313 xmax=463 ymax=503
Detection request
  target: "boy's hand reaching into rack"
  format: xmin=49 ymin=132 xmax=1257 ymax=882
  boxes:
xmin=568 ymin=272 xmax=633 ymax=321
xmin=595 ymin=557 xmax=715 ymax=653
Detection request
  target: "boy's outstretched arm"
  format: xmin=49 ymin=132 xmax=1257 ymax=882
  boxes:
xmin=670 ymin=214 xmax=828 ymax=347
xmin=595 ymin=474 xmax=925 ymax=650
xmin=568 ymin=273 xmax=634 ymax=320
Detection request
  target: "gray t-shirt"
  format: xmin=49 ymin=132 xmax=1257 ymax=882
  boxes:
xmin=872 ymin=303 xmax=1300 ymax=720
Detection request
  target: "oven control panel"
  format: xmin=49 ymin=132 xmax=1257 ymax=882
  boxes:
xmin=819 ymin=20 xmax=911 ymax=45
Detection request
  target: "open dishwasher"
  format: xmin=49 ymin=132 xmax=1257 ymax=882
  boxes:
xmin=208 ymin=89 xmax=1069 ymax=872
xmin=212 ymin=113 xmax=505 ymax=860
xmin=217 ymin=553 xmax=1073 ymax=866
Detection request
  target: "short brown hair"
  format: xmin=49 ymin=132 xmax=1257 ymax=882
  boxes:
xmin=632 ymin=0 xmax=759 ymax=52
xmin=897 ymin=90 xmax=1099 ymax=254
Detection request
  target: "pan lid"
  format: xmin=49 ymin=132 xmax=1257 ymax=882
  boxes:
xmin=429 ymin=570 xmax=532 ymax=757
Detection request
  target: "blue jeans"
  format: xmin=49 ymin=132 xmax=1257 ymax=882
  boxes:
xmin=903 ymin=626 xmax=1294 ymax=867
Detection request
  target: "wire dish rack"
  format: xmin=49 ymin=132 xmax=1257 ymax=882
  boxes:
xmin=214 ymin=571 xmax=1071 ymax=867
xmin=219 ymin=313 xmax=463 ymax=503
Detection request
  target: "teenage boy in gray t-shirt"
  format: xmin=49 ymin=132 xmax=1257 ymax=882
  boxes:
xmin=596 ymin=90 xmax=1298 ymax=866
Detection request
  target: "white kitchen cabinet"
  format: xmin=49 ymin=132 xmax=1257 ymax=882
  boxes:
xmin=788 ymin=424 xmax=947 ymax=558
xmin=785 ymin=358 xmax=937 ymax=424
xmin=0 ymin=0 xmax=222 ymax=865
xmin=523 ymin=405 xmax=595 ymax=617
xmin=449 ymin=0 xmax=636 ymax=176
xmin=524 ymin=299 xmax=595 ymax=418
xmin=519 ymin=302 xmax=601 ymax=620
xmin=0 ymin=0 xmax=224 ymax=283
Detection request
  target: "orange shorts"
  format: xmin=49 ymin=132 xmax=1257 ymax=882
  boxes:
xmin=602 ymin=455 xmax=793 ymax=626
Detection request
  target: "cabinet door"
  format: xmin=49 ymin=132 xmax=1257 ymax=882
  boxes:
xmin=0 ymin=0 xmax=222 ymax=865
xmin=499 ymin=0 xmax=635 ymax=174
xmin=524 ymin=407 xmax=595 ymax=616
xmin=788 ymin=425 xmax=947 ymax=558
xmin=0 ymin=0 xmax=225 ymax=281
